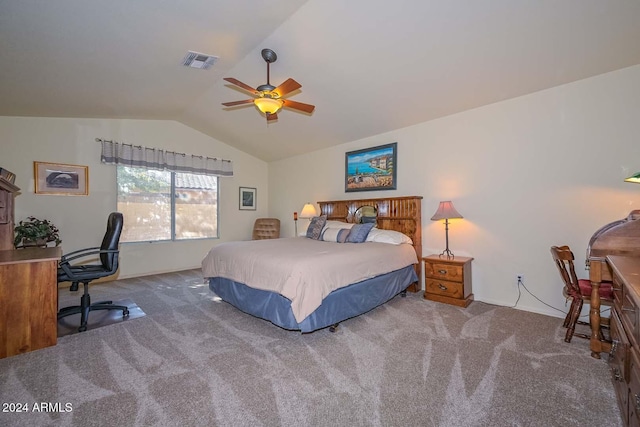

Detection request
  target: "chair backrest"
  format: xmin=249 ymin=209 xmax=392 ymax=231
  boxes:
xmin=252 ymin=218 xmax=280 ymax=240
xmin=100 ymin=212 xmax=124 ymax=270
xmin=550 ymin=245 xmax=581 ymax=298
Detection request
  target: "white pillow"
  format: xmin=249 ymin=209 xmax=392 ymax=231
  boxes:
xmin=365 ymin=228 xmax=413 ymax=245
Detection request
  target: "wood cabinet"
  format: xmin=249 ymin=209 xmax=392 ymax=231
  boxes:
xmin=607 ymin=255 xmax=640 ymax=426
xmin=423 ymin=255 xmax=473 ymax=307
xmin=0 ymin=247 xmax=61 ymax=358
xmin=0 ymin=178 xmax=20 ymax=251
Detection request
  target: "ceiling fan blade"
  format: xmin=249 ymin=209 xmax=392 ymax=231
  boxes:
xmin=273 ymin=78 xmax=301 ymax=97
xmin=223 ymin=77 xmax=258 ymax=95
xmin=282 ymin=99 xmax=315 ymax=114
xmin=222 ymin=99 xmax=255 ymax=107
xmin=267 ymin=112 xmax=278 ymax=122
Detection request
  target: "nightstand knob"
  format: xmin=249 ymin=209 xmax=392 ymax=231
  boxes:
xmin=438 ymin=269 xmax=447 ymax=275
xmin=438 ymin=283 xmax=447 ymax=291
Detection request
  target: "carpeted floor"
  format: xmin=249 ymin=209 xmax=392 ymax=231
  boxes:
xmin=57 ymin=298 xmax=146 ymax=338
xmin=0 ymin=269 xmax=622 ymax=426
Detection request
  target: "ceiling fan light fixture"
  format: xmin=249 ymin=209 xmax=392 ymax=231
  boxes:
xmin=254 ymin=97 xmax=283 ymax=114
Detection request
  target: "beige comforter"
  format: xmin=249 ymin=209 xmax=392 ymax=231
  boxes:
xmin=201 ymin=237 xmax=417 ymax=323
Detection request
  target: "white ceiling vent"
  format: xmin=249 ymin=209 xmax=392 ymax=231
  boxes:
xmin=181 ymin=51 xmax=218 ymax=70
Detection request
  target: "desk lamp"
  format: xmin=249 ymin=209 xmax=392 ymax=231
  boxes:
xmin=431 ymin=201 xmax=463 ymax=259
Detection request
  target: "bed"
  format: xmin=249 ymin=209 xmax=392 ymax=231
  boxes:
xmin=202 ymin=196 xmax=423 ymax=332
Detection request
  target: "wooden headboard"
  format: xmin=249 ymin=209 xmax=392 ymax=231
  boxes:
xmin=317 ymin=195 xmax=423 ymax=292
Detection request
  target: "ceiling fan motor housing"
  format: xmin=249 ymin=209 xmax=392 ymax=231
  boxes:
xmin=257 ymin=84 xmax=276 ymax=92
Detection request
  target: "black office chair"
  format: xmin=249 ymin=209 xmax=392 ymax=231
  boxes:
xmin=57 ymin=212 xmax=128 ymax=332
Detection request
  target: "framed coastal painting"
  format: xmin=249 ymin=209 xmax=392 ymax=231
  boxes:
xmin=239 ymin=186 xmax=257 ymax=210
xmin=34 ymin=161 xmax=89 ymax=195
xmin=345 ymin=142 xmax=397 ymax=192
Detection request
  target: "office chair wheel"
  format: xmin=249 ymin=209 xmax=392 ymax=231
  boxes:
xmin=79 ymin=325 xmax=87 ymax=332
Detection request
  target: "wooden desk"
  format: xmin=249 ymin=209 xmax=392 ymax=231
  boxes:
xmin=589 ymin=257 xmax=614 ymax=358
xmin=606 ymin=255 xmax=640 ymax=426
xmin=0 ymin=247 xmax=61 ymax=358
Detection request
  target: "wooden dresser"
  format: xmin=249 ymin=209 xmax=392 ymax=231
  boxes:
xmin=423 ymin=255 xmax=473 ymax=307
xmin=608 ymin=255 xmax=640 ymax=426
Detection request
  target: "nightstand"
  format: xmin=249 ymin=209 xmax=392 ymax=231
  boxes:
xmin=423 ymin=255 xmax=473 ymax=307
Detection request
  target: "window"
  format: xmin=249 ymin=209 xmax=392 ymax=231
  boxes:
xmin=116 ymin=166 xmax=218 ymax=243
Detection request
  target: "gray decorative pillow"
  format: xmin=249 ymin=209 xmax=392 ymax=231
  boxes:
xmin=346 ymin=222 xmax=375 ymax=243
xmin=306 ymin=215 xmax=327 ymax=240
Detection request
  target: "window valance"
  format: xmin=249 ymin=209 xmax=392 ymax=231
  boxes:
xmin=99 ymin=139 xmax=233 ymax=177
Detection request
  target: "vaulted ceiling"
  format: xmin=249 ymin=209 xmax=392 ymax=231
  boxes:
xmin=2 ymin=1 xmax=640 ymax=161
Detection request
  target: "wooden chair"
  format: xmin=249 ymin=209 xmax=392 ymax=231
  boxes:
xmin=550 ymin=245 xmax=613 ymax=343
xmin=252 ymin=218 xmax=280 ymax=240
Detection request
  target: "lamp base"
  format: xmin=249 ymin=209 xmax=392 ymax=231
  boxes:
xmin=438 ymin=249 xmax=455 ymax=259
xmin=439 ymin=218 xmax=455 ymax=259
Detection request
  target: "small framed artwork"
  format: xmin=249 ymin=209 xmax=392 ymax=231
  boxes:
xmin=34 ymin=161 xmax=89 ymax=196
xmin=239 ymin=186 xmax=257 ymax=210
xmin=345 ymin=142 xmax=397 ymax=192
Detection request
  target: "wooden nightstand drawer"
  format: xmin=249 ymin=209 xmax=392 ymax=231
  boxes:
xmin=425 ymin=278 xmax=464 ymax=299
xmin=423 ymin=255 xmax=473 ymax=308
xmin=425 ymin=262 xmax=463 ymax=283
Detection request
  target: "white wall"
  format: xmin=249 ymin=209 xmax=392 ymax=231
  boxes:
xmin=268 ymin=65 xmax=640 ymax=318
xmin=1 ymin=117 xmax=269 ymax=278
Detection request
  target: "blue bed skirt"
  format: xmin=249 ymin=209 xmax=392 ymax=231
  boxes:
xmin=208 ymin=265 xmax=418 ymax=333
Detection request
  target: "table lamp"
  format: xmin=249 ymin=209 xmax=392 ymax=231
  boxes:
xmin=300 ymin=203 xmax=317 ymax=219
xmin=431 ymin=201 xmax=463 ymax=259
xmin=298 ymin=203 xmax=317 ymax=235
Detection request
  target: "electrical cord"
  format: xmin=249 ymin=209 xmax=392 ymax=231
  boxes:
xmin=514 ymin=278 xmax=566 ymax=313
xmin=511 ymin=277 xmax=611 ymax=336
xmin=512 ymin=278 xmax=611 ymax=318
xmin=511 ymin=278 xmax=564 ymax=312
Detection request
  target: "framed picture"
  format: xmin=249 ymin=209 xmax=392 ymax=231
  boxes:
xmin=345 ymin=142 xmax=397 ymax=192
xmin=239 ymin=186 xmax=257 ymax=210
xmin=34 ymin=161 xmax=89 ymax=196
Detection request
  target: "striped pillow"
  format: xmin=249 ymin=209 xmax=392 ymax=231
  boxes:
xmin=305 ymin=215 xmax=327 ymax=240
xmin=321 ymin=228 xmax=350 ymax=243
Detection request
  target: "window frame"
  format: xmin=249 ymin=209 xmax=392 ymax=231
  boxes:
xmin=116 ymin=166 xmax=219 ymax=244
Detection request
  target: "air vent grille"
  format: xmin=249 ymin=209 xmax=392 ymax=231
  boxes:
xmin=181 ymin=51 xmax=218 ymax=70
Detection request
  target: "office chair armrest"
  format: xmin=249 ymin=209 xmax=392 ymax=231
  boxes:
xmin=58 ymin=251 xmax=120 ymax=281
xmin=59 ymin=248 xmax=119 ymax=265
xmin=60 ymin=246 xmax=100 ymax=260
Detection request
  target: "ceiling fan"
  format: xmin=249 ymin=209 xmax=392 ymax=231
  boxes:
xmin=222 ymin=48 xmax=315 ymax=122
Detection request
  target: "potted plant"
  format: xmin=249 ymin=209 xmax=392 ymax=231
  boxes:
xmin=14 ymin=216 xmax=62 ymax=248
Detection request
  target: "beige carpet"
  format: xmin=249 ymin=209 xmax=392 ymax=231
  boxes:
xmin=0 ymin=269 xmax=622 ymax=426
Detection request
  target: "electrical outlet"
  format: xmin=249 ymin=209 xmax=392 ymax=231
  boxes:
xmin=516 ymin=274 xmax=523 ymax=284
